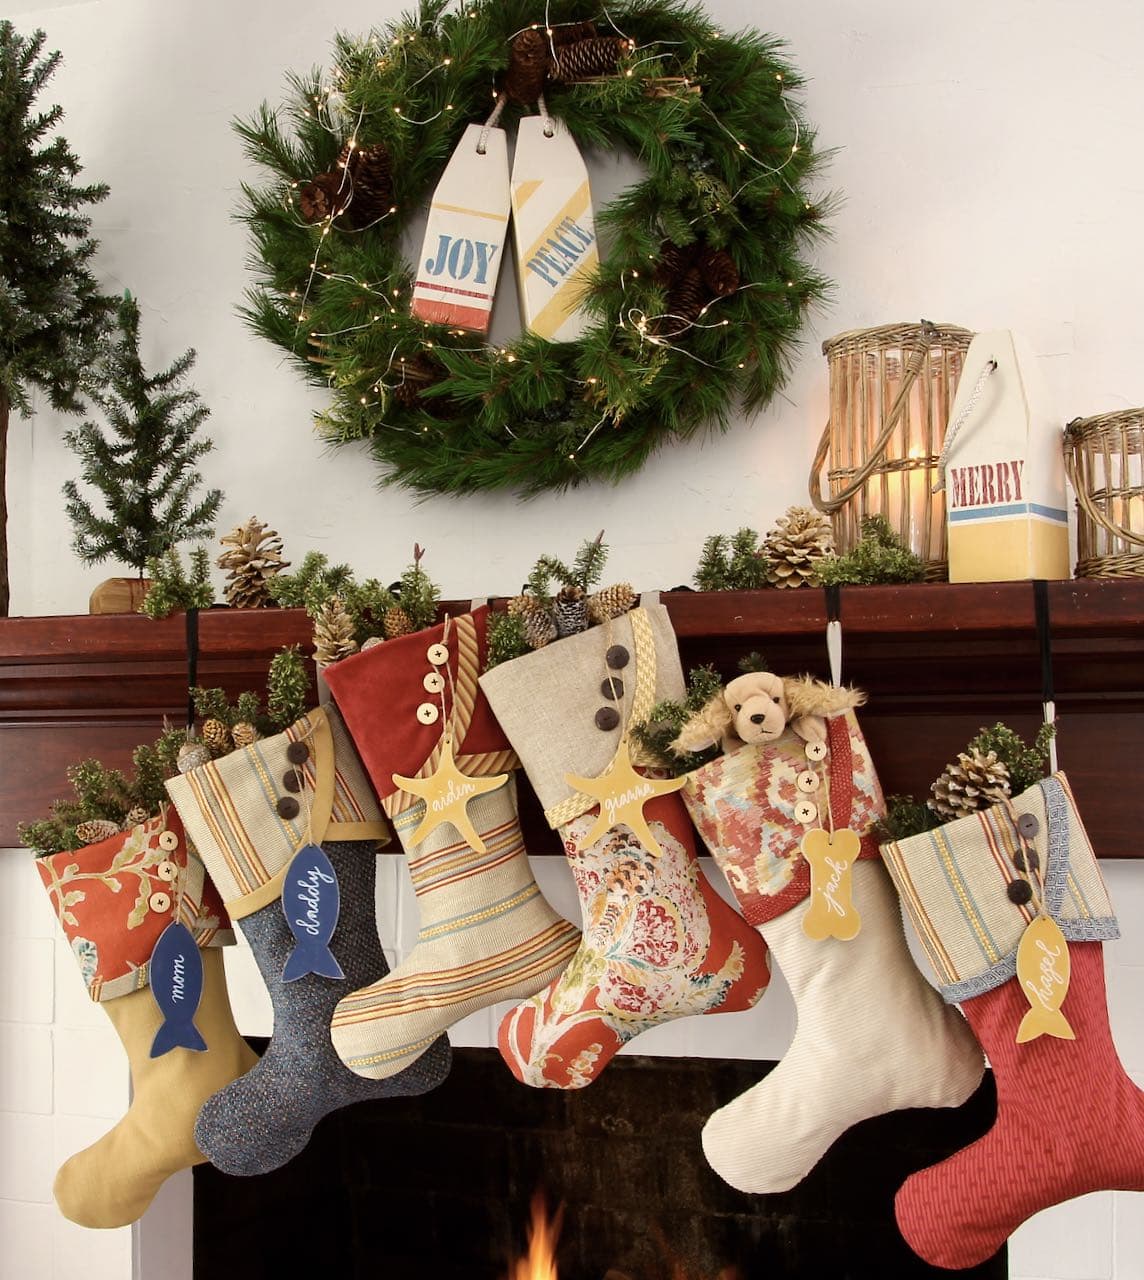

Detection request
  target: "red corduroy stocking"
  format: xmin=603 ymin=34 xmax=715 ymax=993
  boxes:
xmin=896 ymin=942 xmax=1144 ymax=1270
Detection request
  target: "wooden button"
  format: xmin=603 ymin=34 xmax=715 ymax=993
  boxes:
xmin=423 ymin=671 xmax=445 ymax=694
xmin=427 ymin=643 xmax=449 ymax=666
xmin=605 ymin=645 xmax=630 ymax=670
xmin=1017 ymin=813 xmax=1040 ymax=839
xmin=804 ymin=741 xmax=828 ymax=762
xmin=595 ymin=707 xmax=620 ymax=731
xmin=601 ymin=677 xmax=624 ymax=700
xmin=416 ymin=702 xmax=440 ymax=725
xmin=282 ymin=770 xmax=302 ymax=793
xmin=156 ymin=860 xmax=178 ymax=882
xmin=158 ymin=830 xmax=179 ymax=852
xmin=795 ymin=800 xmax=818 ymax=825
xmin=1007 ymin=879 xmax=1033 ymax=906
xmin=286 ymin=741 xmax=310 ymax=765
xmin=796 ymin=771 xmax=820 ymax=794
xmin=148 ymin=891 xmax=172 ymax=913
xmin=1013 ymin=848 xmax=1040 ymax=873
xmin=277 ymin=796 xmax=300 ymax=820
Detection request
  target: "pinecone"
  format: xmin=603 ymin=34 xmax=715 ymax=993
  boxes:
xmin=177 ymin=739 xmax=211 ymax=774
xmin=298 ymin=170 xmax=344 ymax=224
xmin=504 ymin=28 xmax=551 ymax=104
xmin=231 ymin=722 xmax=258 ymax=750
xmin=74 ymin=819 xmax=121 ymax=847
xmin=201 ymin=717 xmax=231 ymax=757
xmin=340 ymin=142 xmax=393 ymax=229
xmin=552 ymin=21 xmax=598 ymax=45
xmin=763 ymin=506 xmax=835 ymax=589
xmin=554 ymin=585 xmax=589 ymax=638
xmin=121 ymin=806 xmax=149 ymax=832
xmin=550 ymin=35 xmax=632 ymax=82
xmin=383 ymin=605 xmax=414 ymax=640
xmin=667 ymin=266 xmax=708 ymax=327
xmin=654 ymin=240 xmax=690 ymax=287
xmin=218 ymin=517 xmax=289 ymax=608
xmin=930 ymin=748 xmax=1012 ymax=822
xmin=313 ymin=596 xmax=359 ymax=666
xmin=508 ymin=595 xmax=557 ymax=649
xmin=587 ymin=581 xmax=637 ymax=624
xmin=697 ymin=246 xmax=740 ymax=298
xmin=361 ymin=635 xmax=384 ymax=651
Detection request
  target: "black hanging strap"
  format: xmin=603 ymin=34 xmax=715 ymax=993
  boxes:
xmin=824 ymin=582 xmax=842 ymax=623
xmin=185 ymin=607 xmax=200 ymax=732
xmin=1032 ymin=579 xmax=1054 ymax=706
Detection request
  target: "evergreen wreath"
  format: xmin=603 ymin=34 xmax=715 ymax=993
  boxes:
xmin=237 ymin=0 xmax=830 ymax=495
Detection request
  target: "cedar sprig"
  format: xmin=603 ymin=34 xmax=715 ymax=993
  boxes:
xmin=694 ymin=528 xmax=769 ymax=590
xmin=528 ymin=531 xmax=608 ymax=603
xmin=392 ymin=543 xmax=439 ymax=631
xmin=818 ymin=515 xmax=925 ymax=587
xmin=267 ymin=645 xmax=311 ymax=728
xmin=139 ymin=546 xmax=214 ymax=618
xmin=631 ymin=664 xmax=724 ymax=776
xmin=267 ymin=550 xmax=355 ymax=610
xmin=485 ymin=611 xmax=531 ymax=670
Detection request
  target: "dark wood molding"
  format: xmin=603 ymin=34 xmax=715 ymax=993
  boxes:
xmin=2 ymin=580 xmax=1141 ymax=855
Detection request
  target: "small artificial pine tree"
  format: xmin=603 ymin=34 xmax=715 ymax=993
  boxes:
xmin=267 ymin=645 xmax=311 ymax=728
xmin=139 ymin=546 xmax=214 ymax=618
xmin=694 ymin=528 xmax=769 ymax=591
xmin=0 ymin=23 xmax=116 ymax=615
xmin=62 ymin=293 xmax=222 ymax=576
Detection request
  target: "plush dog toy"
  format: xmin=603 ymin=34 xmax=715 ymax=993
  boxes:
xmin=671 ymin=672 xmax=865 ymax=757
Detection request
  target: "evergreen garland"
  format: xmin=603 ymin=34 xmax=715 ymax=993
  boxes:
xmin=62 ymin=294 xmax=222 ymax=573
xmin=631 ymin=663 xmax=724 ymax=775
xmin=818 ymin=514 xmax=926 ymax=587
xmin=0 ymin=23 xmax=116 ymax=614
xmin=235 ymin=0 xmax=830 ymax=496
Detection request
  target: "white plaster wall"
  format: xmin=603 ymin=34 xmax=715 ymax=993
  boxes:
xmin=2 ymin=0 xmax=1144 ymax=1277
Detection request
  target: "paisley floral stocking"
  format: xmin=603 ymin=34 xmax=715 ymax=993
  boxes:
xmin=497 ymin=793 xmax=770 ymax=1088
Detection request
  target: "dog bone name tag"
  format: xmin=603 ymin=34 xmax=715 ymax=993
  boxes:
xmin=801 ymin=827 xmax=862 ymax=941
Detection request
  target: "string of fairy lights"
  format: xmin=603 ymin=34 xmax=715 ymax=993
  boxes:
xmin=272 ymin=0 xmax=815 ymax=463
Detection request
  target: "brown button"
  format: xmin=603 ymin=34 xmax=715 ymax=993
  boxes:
xmin=416 ymin=702 xmax=440 ymax=725
xmin=795 ymin=800 xmax=818 ymax=825
xmin=277 ymin=796 xmax=300 ymax=820
xmin=156 ymin=860 xmax=178 ymax=882
xmin=427 ymin=643 xmax=449 ymax=666
xmin=804 ymin=741 xmax=828 ymax=762
xmin=158 ymin=830 xmax=179 ymax=852
xmin=796 ymin=771 xmax=820 ymax=794
xmin=1017 ymin=813 xmax=1040 ymax=839
xmin=282 ymin=770 xmax=302 ymax=793
xmin=1013 ymin=848 xmax=1040 ymax=874
xmin=595 ymin=706 xmax=620 ymax=731
xmin=286 ymin=741 xmax=310 ymax=765
xmin=605 ymin=645 xmax=630 ymax=670
xmin=601 ymin=677 xmax=624 ymax=700
xmin=148 ymin=891 xmax=172 ymax=913
xmin=423 ymin=672 xmax=445 ymax=694
xmin=1007 ymin=879 xmax=1033 ymax=906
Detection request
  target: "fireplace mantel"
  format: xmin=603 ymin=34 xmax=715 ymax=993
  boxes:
xmin=2 ymin=579 xmax=1141 ymax=853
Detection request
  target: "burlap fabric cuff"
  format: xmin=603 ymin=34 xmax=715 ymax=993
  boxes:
xmin=881 ymin=772 xmax=1119 ymax=1003
xmin=478 ymin=602 xmax=683 ymax=825
xmin=682 ymin=710 xmax=886 ymax=926
xmin=165 ymin=704 xmax=388 ymax=919
xmin=35 ymin=809 xmax=234 ymax=1003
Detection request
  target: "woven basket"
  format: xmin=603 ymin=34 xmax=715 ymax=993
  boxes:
xmin=1065 ymin=409 xmax=1144 ymax=578
xmin=809 ymin=321 xmax=974 ymax=580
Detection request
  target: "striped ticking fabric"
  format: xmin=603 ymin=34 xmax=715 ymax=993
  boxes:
xmin=881 ymin=773 xmax=1118 ymax=1003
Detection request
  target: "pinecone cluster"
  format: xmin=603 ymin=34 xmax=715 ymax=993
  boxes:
xmin=121 ymin=806 xmax=149 ymax=832
xmin=312 ymin=596 xmax=359 ymax=667
xmin=762 ymin=506 xmax=835 ymax=589
xmin=506 ymin=580 xmax=637 ymax=651
xmin=503 ymin=22 xmax=633 ymax=103
xmin=218 ymin=518 xmax=289 ymax=608
xmin=298 ymin=141 xmax=393 ymax=230
xmin=74 ymin=818 xmax=122 ymax=846
xmin=652 ymin=239 xmax=740 ymax=336
xmin=929 ymin=748 xmax=1012 ymax=822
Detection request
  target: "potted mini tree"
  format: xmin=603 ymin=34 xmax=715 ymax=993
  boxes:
xmin=63 ymin=292 xmax=223 ymax=612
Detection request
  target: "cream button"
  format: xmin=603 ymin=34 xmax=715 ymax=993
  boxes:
xmin=158 ymin=830 xmax=179 ymax=852
xmin=156 ymin=860 xmax=178 ymax=882
xmin=795 ymin=800 xmax=818 ymax=825
xmin=423 ymin=671 xmax=445 ymax=694
xmin=416 ymin=702 xmax=440 ymax=725
xmin=804 ymin=741 xmax=828 ymax=762
xmin=148 ymin=891 xmax=172 ymax=913
xmin=426 ymin=643 xmax=449 ymax=666
xmin=796 ymin=770 xmax=820 ymax=794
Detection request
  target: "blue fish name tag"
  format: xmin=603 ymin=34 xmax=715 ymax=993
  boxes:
xmin=282 ymin=843 xmax=345 ymax=983
xmin=149 ymin=921 xmax=206 ymax=1058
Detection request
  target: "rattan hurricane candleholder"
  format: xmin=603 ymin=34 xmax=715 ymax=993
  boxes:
xmin=1066 ymin=409 xmax=1144 ymax=578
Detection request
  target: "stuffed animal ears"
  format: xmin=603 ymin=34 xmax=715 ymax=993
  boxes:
xmin=670 ymin=693 xmax=735 ymax=756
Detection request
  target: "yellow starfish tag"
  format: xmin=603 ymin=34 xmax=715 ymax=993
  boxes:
xmin=1016 ymin=914 xmax=1076 ymax=1044
xmin=563 ymin=737 xmax=685 ymax=858
xmin=801 ymin=827 xmax=862 ymax=941
xmin=392 ymin=736 xmax=507 ymax=854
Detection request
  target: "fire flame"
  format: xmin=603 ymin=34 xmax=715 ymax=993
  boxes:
xmin=508 ymin=1192 xmax=562 ymax=1280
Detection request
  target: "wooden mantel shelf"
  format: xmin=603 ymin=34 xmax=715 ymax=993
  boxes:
xmin=2 ymin=579 xmax=1141 ymax=854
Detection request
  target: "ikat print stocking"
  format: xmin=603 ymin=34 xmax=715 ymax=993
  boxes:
xmin=883 ymin=773 xmax=1144 ymax=1269
xmin=323 ymin=609 xmax=581 ymax=1080
xmin=481 ymin=601 xmax=770 ymax=1090
xmin=166 ymin=705 xmax=451 ymax=1172
xmin=685 ymin=714 xmax=984 ymax=1193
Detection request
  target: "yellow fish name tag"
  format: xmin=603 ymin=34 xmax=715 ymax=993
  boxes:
xmin=801 ymin=828 xmax=862 ymax=942
xmin=564 ymin=738 xmax=685 ymax=858
xmin=1016 ymin=914 xmax=1076 ymax=1044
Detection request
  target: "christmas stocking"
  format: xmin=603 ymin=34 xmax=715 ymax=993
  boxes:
xmin=34 ymin=811 xmax=257 ymax=1228
xmin=165 ymin=704 xmax=450 ymax=1175
xmin=480 ymin=600 xmax=771 ymax=1089
xmin=323 ymin=607 xmax=581 ymax=1080
xmin=882 ymin=772 xmax=1143 ymax=1269
xmin=684 ymin=712 xmax=984 ymax=1193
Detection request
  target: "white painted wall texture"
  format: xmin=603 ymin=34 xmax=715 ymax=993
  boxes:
xmin=2 ymin=0 xmax=1143 ymax=1277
